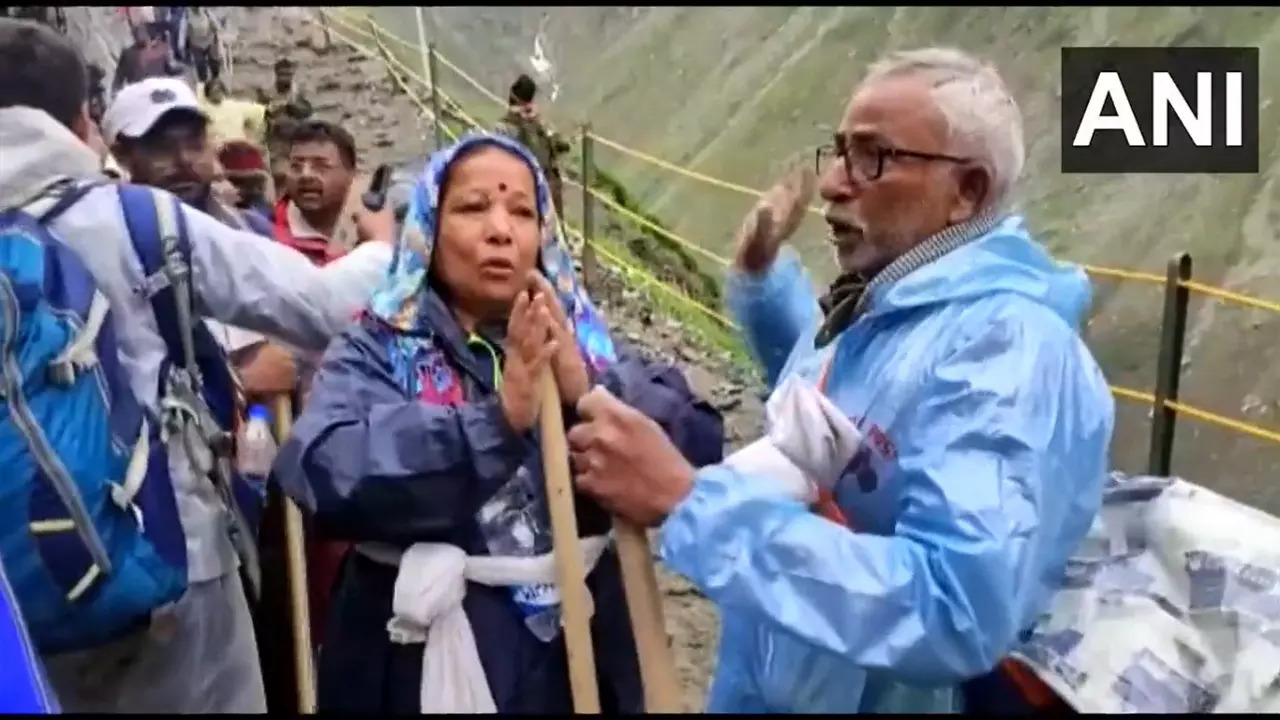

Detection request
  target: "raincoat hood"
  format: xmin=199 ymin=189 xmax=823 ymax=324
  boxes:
xmin=866 ymin=214 xmax=1093 ymax=330
xmin=368 ymin=131 xmax=615 ymax=371
xmin=0 ymin=107 xmax=102 ymax=210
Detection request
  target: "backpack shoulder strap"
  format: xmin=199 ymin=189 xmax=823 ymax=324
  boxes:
xmin=117 ymin=184 xmax=199 ymax=374
xmin=12 ymin=177 xmax=105 ymax=224
xmin=8 ymin=178 xmax=114 ymax=387
xmin=116 ymin=191 xmax=263 ymax=596
xmin=37 ymin=180 xmax=104 ymax=225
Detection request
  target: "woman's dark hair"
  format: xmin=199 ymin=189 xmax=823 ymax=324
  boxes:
xmin=0 ymin=18 xmax=87 ymax=129
xmin=509 ymin=73 xmax=537 ymax=105
xmin=288 ymin=119 xmax=358 ymax=169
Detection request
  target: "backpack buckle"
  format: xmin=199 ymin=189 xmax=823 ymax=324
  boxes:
xmin=208 ymin=429 xmax=234 ymax=458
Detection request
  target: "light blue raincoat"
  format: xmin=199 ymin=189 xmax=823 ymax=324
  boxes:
xmin=660 ymin=215 xmax=1115 ymax=712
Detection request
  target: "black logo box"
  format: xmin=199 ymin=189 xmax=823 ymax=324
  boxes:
xmin=1060 ymin=47 xmax=1259 ymax=174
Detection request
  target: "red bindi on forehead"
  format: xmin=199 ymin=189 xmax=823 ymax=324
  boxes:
xmin=449 ymin=148 xmax=534 ymax=198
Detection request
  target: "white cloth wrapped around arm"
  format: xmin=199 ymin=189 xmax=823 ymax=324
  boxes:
xmin=722 ymin=374 xmax=864 ymax=503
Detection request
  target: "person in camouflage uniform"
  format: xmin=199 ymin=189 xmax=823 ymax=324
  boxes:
xmin=256 ymin=57 xmax=313 ymax=198
xmin=493 ymin=73 xmax=571 ymax=218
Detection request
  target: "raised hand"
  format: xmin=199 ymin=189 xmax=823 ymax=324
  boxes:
xmin=530 ymin=273 xmax=591 ymax=407
xmin=498 ymin=273 xmax=559 ymax=433
xmin=732 ymin=163 xmax=816 ymax=274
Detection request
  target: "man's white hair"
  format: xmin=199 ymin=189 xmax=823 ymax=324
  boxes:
xmin=863 ymin=47 xmax=1025 ymax=209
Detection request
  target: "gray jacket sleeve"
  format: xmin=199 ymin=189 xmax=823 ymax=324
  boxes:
xmin=180 ymin=202 xmax=392 ymax=351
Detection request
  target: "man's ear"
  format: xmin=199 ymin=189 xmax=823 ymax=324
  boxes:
xmin=947 ymin=164 xmax=991 ymax=224
xmin=69 ymin=102 xmax=94 ymax=145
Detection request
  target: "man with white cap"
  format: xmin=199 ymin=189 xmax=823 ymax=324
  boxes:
xmin=104 ymin=77 xmax=238 ymax=208
xmin=105 ymin=77 xmax=316 ymax=396
xmin=0 ymin=22 xmax=392 ymax=713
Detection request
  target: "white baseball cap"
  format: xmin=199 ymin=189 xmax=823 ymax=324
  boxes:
xmin=102 ymin=78 xmax=208 ymax=145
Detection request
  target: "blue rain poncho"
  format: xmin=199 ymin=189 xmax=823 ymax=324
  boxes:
xmin=273 ymin=132 xmax=723 ymax=713
xmin=660 ymin=215 xmax=1115 ymax=712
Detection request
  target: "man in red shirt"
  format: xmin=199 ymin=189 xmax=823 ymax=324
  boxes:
xmin=272 ymin=119 xmax=360 ymax=265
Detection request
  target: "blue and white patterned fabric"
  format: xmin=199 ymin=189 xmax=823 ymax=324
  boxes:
xmin=1013 ymin=471 xmax=1280 ymax=713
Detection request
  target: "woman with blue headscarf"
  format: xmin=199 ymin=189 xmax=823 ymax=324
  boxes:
xmin=273 ymin=133 xmax=724 ymax=713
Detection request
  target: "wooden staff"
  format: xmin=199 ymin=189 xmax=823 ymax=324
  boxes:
xmin=612 ymin=522 xmax=682 ymax=712
xmin=539 ymin=375 xmax=683 ymax=713
xmin=271 ymin=395 xmax=317 ymax=714
xmin=538 ymin=373 xmax=601 ymax=713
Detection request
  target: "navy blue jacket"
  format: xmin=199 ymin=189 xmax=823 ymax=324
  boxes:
xmin=274 ymin=291 xmax=724 ymax=712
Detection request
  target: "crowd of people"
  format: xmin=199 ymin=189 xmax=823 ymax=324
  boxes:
xmin=0 ymin=10 xmax=1124 ymax=716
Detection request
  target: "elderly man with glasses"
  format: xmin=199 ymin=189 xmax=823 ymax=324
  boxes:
xmin=566 ymin=47 xmax=1115 ymax=712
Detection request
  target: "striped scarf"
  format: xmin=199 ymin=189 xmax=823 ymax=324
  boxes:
xmin=815 ymin=210 xmax=1003 ymax=348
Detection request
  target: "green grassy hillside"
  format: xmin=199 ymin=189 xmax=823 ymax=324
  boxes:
xmin=365 ymin=6 xmax=1280 ymax=513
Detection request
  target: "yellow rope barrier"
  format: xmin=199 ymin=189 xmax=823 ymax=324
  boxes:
xmin=315 ymin=7 xmax=1280 ymax=450
xmin=325 ymin=14 xmax=738 ymax=334
xmin=562 ymin=177 xmax=730 ymax=268
xmin=343 ymin=5 xmax=1280 ymax=316
xmin=1181 ymin=279 xmax=1280 ymax=315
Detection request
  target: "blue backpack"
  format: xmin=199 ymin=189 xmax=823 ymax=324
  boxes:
xmin=0 ymin=180 xmax=261 ymax=655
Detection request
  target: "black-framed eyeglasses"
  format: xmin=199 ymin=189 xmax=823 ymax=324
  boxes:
xmin=814 ymin=133 xmax=970 ymax=183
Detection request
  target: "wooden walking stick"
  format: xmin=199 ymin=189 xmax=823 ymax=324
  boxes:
xmin=272 ymin=395 xmax=317 ymax=714
xmin=539 ymin=374 xmax=683 ymax=713
xmin=539 ymin=373 xmax=602 ymax=713
xmin=612 ymin=522 xmax=683 ymax=712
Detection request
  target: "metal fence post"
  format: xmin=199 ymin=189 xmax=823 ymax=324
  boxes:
xmin=1147 ymin=252 xmax=1192 ymax=477
xmin=427 ymin=43 xmax=444 ymax=151
xmin=580 ymin=123 xmax=599 ymax=294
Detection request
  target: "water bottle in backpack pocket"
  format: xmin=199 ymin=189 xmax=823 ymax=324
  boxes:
xmin=0 ymin=181 xmax=189 ymax=655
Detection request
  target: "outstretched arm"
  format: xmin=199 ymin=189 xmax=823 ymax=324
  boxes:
xmin=181 ymin=198 xmax=391 ymax=351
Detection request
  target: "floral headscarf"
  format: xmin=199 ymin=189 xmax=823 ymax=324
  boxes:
xmin=368 ymin=132 xmax=616 ymax=375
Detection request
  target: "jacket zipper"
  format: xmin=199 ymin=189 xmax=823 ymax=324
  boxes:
xmin=0 ymin=274 xmax=113 ymax=578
